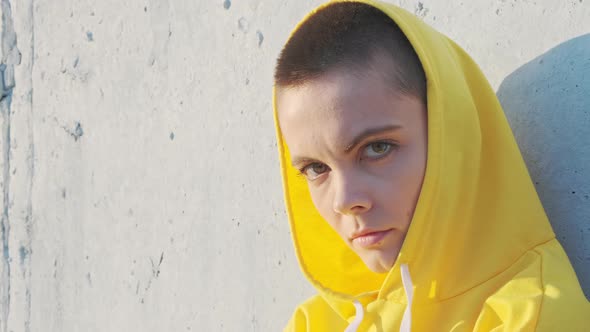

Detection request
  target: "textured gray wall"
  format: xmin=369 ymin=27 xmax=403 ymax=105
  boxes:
xmin=0 ymin=0 xmax=588 ymax=331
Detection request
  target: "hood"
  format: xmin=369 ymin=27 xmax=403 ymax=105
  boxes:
xmin=272 ymin=0 xmax=555 ymax=316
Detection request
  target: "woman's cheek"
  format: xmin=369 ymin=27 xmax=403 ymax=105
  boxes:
xmin=309 ymin=185 xmax=332 ymax=217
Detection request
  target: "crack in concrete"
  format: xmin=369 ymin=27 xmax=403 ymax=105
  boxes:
xmin=23 ymin=2 xmax=35 ymax=331
xmin=0 ymin=99 xmax=11 ymax=332
xmin=61 ymin=121 xmax=84 ymax=142
xmin=138 ymin=252 xmax=164 ymax=304
xmin=0 ymin=0 xmax=23 ymax=331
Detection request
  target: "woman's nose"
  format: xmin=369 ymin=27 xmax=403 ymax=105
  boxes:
xmin=332 ymin=171 xmax=372 ymax=215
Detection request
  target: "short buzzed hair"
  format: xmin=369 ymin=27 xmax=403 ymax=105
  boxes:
xmin=274 ymin=1 xmax=427 ymax=104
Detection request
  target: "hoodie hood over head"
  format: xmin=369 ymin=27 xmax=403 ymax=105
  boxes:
xmin=273 ymin=1 xmax=590 ymax=330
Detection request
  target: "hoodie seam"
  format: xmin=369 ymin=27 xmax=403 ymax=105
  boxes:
xmin=532 ymin=247 xmax=545 ymax=332
xmin=426 ymin=237 xmax=554 ymax=305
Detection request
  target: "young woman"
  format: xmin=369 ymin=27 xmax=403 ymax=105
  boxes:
xmin=272 ymin=1 xmax=590 ymax=331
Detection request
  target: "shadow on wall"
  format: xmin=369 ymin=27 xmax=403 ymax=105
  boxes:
xmin=497 ymin=33 xmax=590 ymax=299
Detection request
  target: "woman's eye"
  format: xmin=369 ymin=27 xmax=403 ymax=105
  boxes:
xmin=362 ymin=142 xmax=393 ymax=159
xmin=301 ymin=163 xmax=329 ymax=180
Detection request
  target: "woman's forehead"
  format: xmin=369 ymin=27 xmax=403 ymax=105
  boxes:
xmin=277 ymin=70 xmax=426 ymax=160
xmin=277 ymin=68 xmax=424 ymax=129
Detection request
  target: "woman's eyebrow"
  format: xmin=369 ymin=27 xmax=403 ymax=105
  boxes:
xmin=291 ymin=157 xmax=315 ymax=168
xmin=343 ymin=124 xmax=402 ymax=153
xmin=290 ymin=125 xmax=402 ymax=166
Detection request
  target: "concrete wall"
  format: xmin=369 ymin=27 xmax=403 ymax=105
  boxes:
xmin=0 ymin=0 xmax=588 ymax=331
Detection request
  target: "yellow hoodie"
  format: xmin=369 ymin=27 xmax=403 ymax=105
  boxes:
xmin=273 ymin=1 xmax=590 ymax=331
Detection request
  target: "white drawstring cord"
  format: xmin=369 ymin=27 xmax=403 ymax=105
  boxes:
xmin=400 ymin=264 xmax=414 ymax=332
xmin=344 ymin=300 xmax=364 ymax=332
xmin=344 ymin=264 xmax=414 ymax=332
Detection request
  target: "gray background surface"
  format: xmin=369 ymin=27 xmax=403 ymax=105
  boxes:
xmin=0 ymin=0 xmax=588 ymax=331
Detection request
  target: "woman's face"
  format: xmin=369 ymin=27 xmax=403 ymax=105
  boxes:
xmin=277 ymin=67 xmax=427 ymax=273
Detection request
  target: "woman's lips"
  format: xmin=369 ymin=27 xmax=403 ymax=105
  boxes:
xmin=351 ymin=229 xmax=392 ymax=248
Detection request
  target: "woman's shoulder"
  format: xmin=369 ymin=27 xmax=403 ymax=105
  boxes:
xmin=475 ymin=239 xmax=589 ymax=330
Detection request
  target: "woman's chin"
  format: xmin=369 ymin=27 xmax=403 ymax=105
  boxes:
xmin=359 ymin=251 xmax=397 ymax=273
